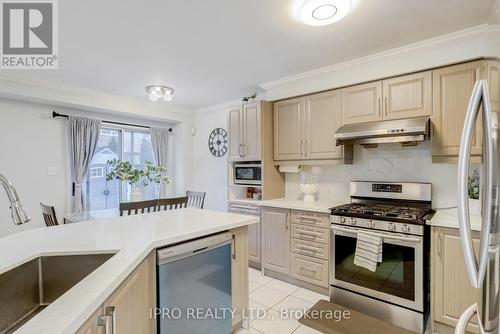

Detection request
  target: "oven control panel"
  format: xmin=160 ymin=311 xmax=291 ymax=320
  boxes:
xmin=330 ymin=215 xmax=424 ymax=236
xmin=372 ymin=183 xmax=402 ymax=193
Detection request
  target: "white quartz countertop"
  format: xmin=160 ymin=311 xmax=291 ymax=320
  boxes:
xmin=0 ymin=208 xmax=258 ymax=334
xmin=257 ymin=198 xmax=345 ymax=214
xmin=428 ymin=208 xmax=482 ymax=231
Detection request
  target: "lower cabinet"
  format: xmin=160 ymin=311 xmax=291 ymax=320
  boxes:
xmin=262 ymin=207 xmax=330 ymax=289
xmin=76 ymin=251 xmax=156 ymax=334
xmin=248 ymin=219 xmax=261 ymax=265
xmin=231 ymin=226 xmax=249 ymax=330
xmin=431 ymin=226 xmax=482 ymax=334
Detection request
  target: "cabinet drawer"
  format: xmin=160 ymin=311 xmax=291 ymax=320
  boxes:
xmin=291 ymin=238 xmax=329 ymax=260
xmin=228 ymin=202 xmax=260 ymax=216
xmin=291 ymin=210 xmax=330 ymax=228
xmin=291 ymin=224 xmax=329 ymax=245
xmin=290 ymin=253 xmax=329 ymax=288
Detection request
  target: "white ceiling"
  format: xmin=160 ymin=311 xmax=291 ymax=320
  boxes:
xmin=0 ymin=0 xmax=495 ymax=110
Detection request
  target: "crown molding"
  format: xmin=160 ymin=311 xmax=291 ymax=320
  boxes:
xmin=0 ymin=77 xmax=194 ymax=122
xmin=193 ymin=93 xmax=267 ymax=114
xmin=259 ymin=24 xmax=500 ymax=100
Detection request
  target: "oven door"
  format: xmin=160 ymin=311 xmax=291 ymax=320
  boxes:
xmin=330 ymin=224 xmax=423 ymax=312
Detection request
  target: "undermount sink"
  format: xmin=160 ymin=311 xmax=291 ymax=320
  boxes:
xmin=0 ymin=253 xmax=115 ymax=334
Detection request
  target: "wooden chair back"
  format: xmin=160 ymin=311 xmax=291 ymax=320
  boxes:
xmin=186 ymin=191 xmax=206 ymax=209
xmin=157 ymin=196 xmax=189 ymax=211
xmin=119 ymin=199 xmax=158 ymax=216
xmin=40 ymin=203 xmax=59 ymax=226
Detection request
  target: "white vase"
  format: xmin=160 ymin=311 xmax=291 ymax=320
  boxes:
xmin=469 ymin=199 xmax=481 ymax=216
xmin=300 ymin=183 xmax=319 ymax=203
xmin=129 ymin=185 xmax=143 ymax=202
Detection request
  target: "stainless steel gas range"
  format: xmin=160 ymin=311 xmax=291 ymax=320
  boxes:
xmin=329 ymin=181 xmax=434 ymax=333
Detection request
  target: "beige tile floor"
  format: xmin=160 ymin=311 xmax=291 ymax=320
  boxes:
xmin=236 ymin=267 xmax=328 ymax=334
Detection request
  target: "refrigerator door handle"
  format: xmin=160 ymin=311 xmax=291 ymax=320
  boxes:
xmin=455 ymin=303 xmax=484 ymax=334
xmin=457 ymin=79 xmax=494 ymax=289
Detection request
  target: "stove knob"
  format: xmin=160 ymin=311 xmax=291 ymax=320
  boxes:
xmin=350 ymin=218 xmax=357 ymax=225
xmin=401 ymin=224 xmax=411 ymax=233
xmin=368 ymin=220 xmax=375 ymax=228
xmin=388 ymin=223 xmax=396 ymax=231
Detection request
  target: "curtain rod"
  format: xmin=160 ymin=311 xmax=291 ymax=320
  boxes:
xmin=52 ymin=111 xmax=173 ymax=132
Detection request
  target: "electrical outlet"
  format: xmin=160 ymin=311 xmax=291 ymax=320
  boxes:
xmin=47 ymin=167 xmax=57 ymax=175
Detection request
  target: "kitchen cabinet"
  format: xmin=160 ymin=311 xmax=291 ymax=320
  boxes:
xmin=228 ymin=102 xmax=262 ymax=161
xmin=262 ymin=207 xmax=291 ymax=275
xmin=228 ymin=201 xmax=261 ymax=267
xmin=487 ymin=60 xmax=500 ymax=114
xmin=274 ymin=90 xmax=350 ymax=162
xmin=231 ymin=226 xmax=249 ymax=329
xmin=76 ymin=252 xmax=156 ymax=334
xmin=382 ymin=71 xmax=432 ymax=120
xmin=343 ymin=81 xmax=383 ymax=124
xmin=273 ymin=97 xmax=304 ymax=161
xmin=431 ymin=227 xmax=482 ymax=334
xmin=432 ymin=61 xmax=485 ymax=162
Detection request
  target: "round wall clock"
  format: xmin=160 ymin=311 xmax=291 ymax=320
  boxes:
xmin=208 ymin=128 xmax=228 ymax=157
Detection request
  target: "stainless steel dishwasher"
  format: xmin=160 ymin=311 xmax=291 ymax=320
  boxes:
xmin=157 ymin=232 xmax=233 ymax=334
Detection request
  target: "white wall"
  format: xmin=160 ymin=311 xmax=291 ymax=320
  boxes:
xmin=284 ymin=142 xmax=460 ymax=209
xmin=0 ymin=99 xmax=187 ymax=237
xmin=191 ymin=109 xmax=229 ymax=211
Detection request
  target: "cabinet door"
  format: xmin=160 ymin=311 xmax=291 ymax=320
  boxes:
xmin=382 ymin=71 xmax=432 ymax=120
xmin=274 ymin=98 xmax=305 ymax=160
xmin=231 ymin=227 xmax=249 ymax=328
xmin=262 ymin=207 xmax=290 ymax=275
xmin=103 ymin=252 xmax=156 ymax=334
xmin=343 ymin=81 xmax=383 ymax=124
xmin=432 ymin=61 xmax=484 ymax=159
xmin=248 ymin=218 xmax=261 ymax=264
xmin=487 ymin=60 xmax=500 ymax=114
xmin=228 ymin=106 xmax=243 ymax=161
xmin=242 ymin=102 xmax=262 ymax=160
xmin=432 ymin=227 xmax=481 ymax=333
xmin=305 ymin=90 xmax=343 ymax=159
xmin=76 ymin=306 xmax=104 ymax=334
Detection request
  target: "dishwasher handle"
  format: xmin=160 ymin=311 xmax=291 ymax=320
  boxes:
xmin=157 ymin=232 xmax=232 ymax=265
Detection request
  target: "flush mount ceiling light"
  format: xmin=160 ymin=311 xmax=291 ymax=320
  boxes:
xmin=146 ymin=85 xmax=175 ymax=102
xmin=299 ymin=0 xmax=351 ymax=26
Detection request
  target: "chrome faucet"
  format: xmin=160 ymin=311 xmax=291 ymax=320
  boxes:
xmin=0 ymin=174 xmax=31 ymax=225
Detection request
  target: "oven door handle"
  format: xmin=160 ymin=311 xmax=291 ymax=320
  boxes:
xmin=331 ymin=225 xmax=422 ymax=243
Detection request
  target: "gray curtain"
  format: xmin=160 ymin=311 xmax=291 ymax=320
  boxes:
xmin=150 ymin=127 xmax=169 ymax=198
xmin=69 ymin=116 xmax=102 ymax=213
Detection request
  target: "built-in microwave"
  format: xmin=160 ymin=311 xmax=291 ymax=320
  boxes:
xmin=233 ymin=163 xmax=262 ymax=185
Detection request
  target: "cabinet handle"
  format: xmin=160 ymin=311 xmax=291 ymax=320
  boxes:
xmin=105 ymin=306 xmax=116 ymax=334
xmin=97 ymin=315 xmax=111 ymax=334
xmin=232 ymin=234 xmax=236 ymax=259
xmin=304 ymin=140 xmax=308 ymax=157
xmin=241 ymin=144 xmax=246 ymax=158
xmin=300 ymin=267 xmax=317 ymax=274
xmin=385 ymin=97 xmax=388 ymax=116
xmin=378 ymin=97 xmax=381 ymax=115
xmin=300 ymin=140 xmax=304 ymax=157
xmin=437 ymin=234 xmax=442 ymax=259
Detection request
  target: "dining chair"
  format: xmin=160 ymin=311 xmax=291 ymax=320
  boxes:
xmin=157 ymin=196 xmax=189 ymax=211
xmin=40 ymin=203 xmax=59 ymax=226
xmin=119 ymin=199 xmax=159 ymax=216
xmin=186 ymin=190 xmax=206 ymax=209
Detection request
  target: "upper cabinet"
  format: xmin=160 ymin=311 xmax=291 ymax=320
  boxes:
xmin=274 ymin=97 xmax=305 ymax=161
xmin=228 ymin=102 xmax=263 ymax=161
xmin=343 ymin=72 xmax=432 ymax=125
xmin=343 ymin=81 xmax=383 ymax=124
xmin=431 ymin=61 xmax=485 ymax=162
xmin=274 ymin=90 xmax=350 ymax=162
xmin=383 ymin=72 xmax=432 ymax=120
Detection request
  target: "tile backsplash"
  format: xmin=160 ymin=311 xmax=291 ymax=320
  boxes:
xmin=285 ymin=142 xmax=462 ymax=209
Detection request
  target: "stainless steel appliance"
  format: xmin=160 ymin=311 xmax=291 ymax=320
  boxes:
xmin=157 ymin=232 xmax=233 ymax=334
xmin=330 ymin=181 xmax=434 ymax=333
xmin=233 ymin=163 xmax=262 ymax=186
xmin=455 ymin=80 xmax=499 ymax=334
xmin=335 ymin=117 xmax=430 ymax=147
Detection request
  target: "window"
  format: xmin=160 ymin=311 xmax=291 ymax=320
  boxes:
xmin=89 ymin=167 xmax=104 ymax=178
xmin=86 ymin=127 xmax=158 ymax=210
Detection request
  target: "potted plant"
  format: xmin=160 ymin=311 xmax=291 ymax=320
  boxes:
xmin=242 ymin=92 xmax=257 ymax=103
xmin=106 ymin=159 xmax=170 ymax=202
xmin=468 ymin=169 xmax=481 ymax=215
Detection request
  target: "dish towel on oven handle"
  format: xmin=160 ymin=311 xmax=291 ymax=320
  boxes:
xmin=353 ymin=230 xmax=382 ymax=272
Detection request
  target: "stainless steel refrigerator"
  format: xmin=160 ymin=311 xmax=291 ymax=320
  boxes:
xmin=456 ymin=79 xmax=500 ymax=334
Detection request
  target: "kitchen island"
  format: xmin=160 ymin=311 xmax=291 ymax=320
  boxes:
xmin=0 ymin=208 xmax=258 ymax=334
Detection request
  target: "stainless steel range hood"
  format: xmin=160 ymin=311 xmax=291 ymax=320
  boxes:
xmin=335 ymin=117 xmax=430 ymax=148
